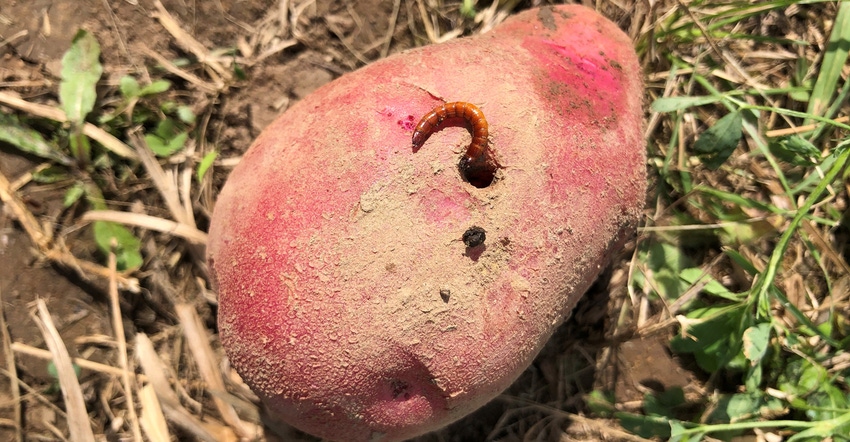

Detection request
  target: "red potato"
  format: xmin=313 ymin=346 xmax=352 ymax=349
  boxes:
xmin=208 ymin=5 xmax=644 ymax=441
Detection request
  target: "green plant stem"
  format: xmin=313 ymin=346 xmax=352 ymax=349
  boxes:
xmin=742 ymin=105 xmax=850 ymax=132
xmin=750 ymin=143 xmax=850 ymax=323
xmin=674 ymin=417 xmax=819 ymax=436
xmin=68 ymin=126 xmax=91 ymax=166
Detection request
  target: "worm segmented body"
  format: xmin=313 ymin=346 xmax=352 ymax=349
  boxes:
xmin=412 ymin=102 xmax=488 ymax=159
xmin=412 ymin=102 xmax=496 ymax=187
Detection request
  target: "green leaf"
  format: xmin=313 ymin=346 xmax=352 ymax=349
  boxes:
xmin=176 ymin=105 xmax=196 ymax=124
xmin=670 ymin=304 xmax=749 ymax=372
xmin=723 ymin=393 xmax=761 ymax=421
xmin=788 ymin=416 xmax=850 ymax=442
xmin=160 ymin=100 xmax=177 ymax=114
xmin=806 ymin=384 xmax=850 ymax=421
xmin=585 ymin=390 xmax=615 ymax=416
xmin=31 ymin=166 xmax=71 ymax=184
xmin=119 ymin=76 xmax=140 ymax=98
xmin=744 ymin=362 xmax=762 ymax=392
xmin=196 ymin=150 xmax=218 ymax=182
xmin=651 ymin=95 xmax=723 ymax=113
xmin=92 ymin=221 xmax=143 ymax=271
xmin=139 ymin=79 xmax=172 ymax=96
xmin=145 ymin=131 xmax=187 ymax=157
xmin=0 ymin=115 xmax=74 ymax=166
xmin=696 ymin=186 xmax=780 ymax=215
xmin=460 ymin=0 xmax=476 ymax=18
xmin=798 ymin=362 xmax=827 ymax=393
xmin=679 ymin=268 xmax=743 ymax=302
xmin=153 ymin=118 xmax=178 ymax=139
xmin=63 ymin=183 xmax=86 ymax=207
xmin=232 ymin=63 xmax=246 ymax=81
xmin=144 ymin=134 xmax=167 ymax=156
xmin=779 ymin=359 xmax=823 ymax=397
xmin=635 ymin=242 xmax=695 ymax=302
xmin=165 ymin=132 xmax=188 ymax=155
xmin=644 ymin=387 xmax=686 ymax=418
xmin=693 ymin=110 xmax=743 ymax=169
xmin=806 ymin=1 xmax=850 ymax=120
xmin=59 ymin=30 xmax=103 ymax=124
xmin=742 ymin=322 xmax=771 ymax=364
xmin=705 ymin=392 xmax=784 ymax=425
xmin=617 ymin=412 xmax=672 ymax=439
xmin=669 ymin=420 xmax=701 ymax=442
xmin=769 ymin=135 xmax=820 ymax=166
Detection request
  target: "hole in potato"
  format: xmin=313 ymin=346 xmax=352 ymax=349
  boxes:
xmin=459 ymin=156 xmax=497 ymax=188
xmin=390 ymin=379 xmax=412 ymax=401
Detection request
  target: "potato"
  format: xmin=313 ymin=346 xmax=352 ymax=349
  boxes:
xmin=208 ymin=5 xmax=644 ymax=441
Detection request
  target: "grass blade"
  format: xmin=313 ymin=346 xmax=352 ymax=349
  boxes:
xmin=806 ymin=1 xmax=850 ymax=120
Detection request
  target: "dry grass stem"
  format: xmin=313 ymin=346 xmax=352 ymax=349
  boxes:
xmin=0 ymin=367 xmax=68 ymax=419
xmin=135 ymin=333 xmax=223 ymax=442
xmin=0 ymin=29 xmax=28 ymax=49
xmin=139 ymin=384 xmax=171 ymax=442
xmin=380 ymin=0 xmax=402 ymax=58
xmin=0 ymin=289 xmax=23 ymax=442
xmin=128 ymin=132 xmax=210 ymax=278
xmin=765 ymin=115 xmax=850 ymax=138
xmin=492 ymin=398 xmax=653 ymax=442
xmin=801 ymin=221 xmax=850 ymax=277
xmin=241 ymin=4 xmax=299 ymax=64
xmin=0 ymin=170 xmax=141 ymax=291
xmin=415 ymin=0 xmax=462 ymax=43
xmin=0 ymin=91 xmax=138 ymax=160
xmin=178 ymin=142 xmax=198 ymax=229
xmin=325 ymin=17 xmax=370 ymax=64
xmin=289 ymin=0 xmax=317 ymax=42
xmin=175 ymin=304 xmax=259 ymax=439
xmin=215 ymin=156 xmax=243 ymax=168
xmin=278 ymin=0 xmax=290 ymax=37
xmin=9 ymin=163 xmax=52 ymax=192
xmin=0 ymin=169 xmax=52 ymax=250
xmin=151 ymin=0 xmax=231 ymax=87
xmin=32 ymin=300 xmax=96 ymax=442
xmin=251 ymin=37 xmax=298 ymax=65
xmin=10 ymin=342 xmax=142 ymax=379
xmin=137 ymin=45 xmax=219 ymax=95
xmin=475 ymin=1 xmax=510 ymax=34
xmin=81 ymin=210 xmax=208 ymax=245
xmin=107 ymin=247 xmax=143 ymax=441
xmin=43 ymin=246 xmax=141 ymax=292
xmin=129 ymin=132 xmax=193 ymax=226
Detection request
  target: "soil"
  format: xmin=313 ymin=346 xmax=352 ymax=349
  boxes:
xmin=0 ymin=0 xmax=692 ymax=440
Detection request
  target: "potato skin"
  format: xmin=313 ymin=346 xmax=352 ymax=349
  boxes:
xmin=208 ymin=5 xmax=644 ymax=441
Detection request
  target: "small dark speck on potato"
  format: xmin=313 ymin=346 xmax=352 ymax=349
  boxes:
xmin=462 ymin=226 xmax=486 ymax=248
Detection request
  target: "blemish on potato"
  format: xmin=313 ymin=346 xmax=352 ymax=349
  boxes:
xmin=390 ymin=379 xmax=412 ymax=400
xmin=462 ymin=226 xmax=486 ymax=247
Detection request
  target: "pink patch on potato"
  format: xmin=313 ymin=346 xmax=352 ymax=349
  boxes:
xmin=208 ymin=5 xmax=644 ymax=442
